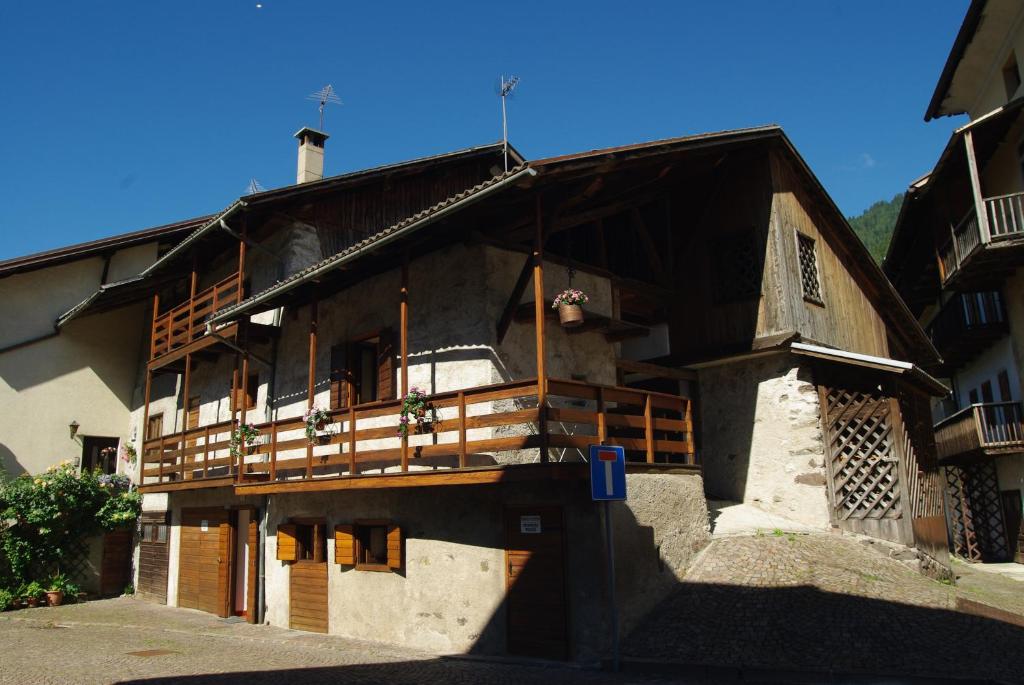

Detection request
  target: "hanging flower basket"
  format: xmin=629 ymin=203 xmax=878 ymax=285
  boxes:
xmin=229 ymin=423 xmax=261 ymax=459
xmin=303 ymin=406 xmax=331 ymax=443
xmin=552 ymin=288 xmax=588 ymax=328
xmin=398 ymin=387 xmax=437 ymax=438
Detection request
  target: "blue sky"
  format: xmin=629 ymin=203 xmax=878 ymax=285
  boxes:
xmin=0 ymin=1 xmax=967 ymax=260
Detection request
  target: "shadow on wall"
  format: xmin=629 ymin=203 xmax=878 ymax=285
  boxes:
xmin=0 ymin=442 xmax=27 ymax=479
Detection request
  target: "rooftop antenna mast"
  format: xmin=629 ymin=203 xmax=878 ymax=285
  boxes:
xmin=246 ymin=178 xmax=266 ymax=195
xmin=307 ymin=84 xmax=342 ymax=130
xmin=499 ymin=75 xmax=520 ymax=172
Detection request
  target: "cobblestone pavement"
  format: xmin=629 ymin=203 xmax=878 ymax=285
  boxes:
xmin=623 ymin=533 xmax=1024 ymax=684
xmin=0 ymin=598 xmax=719 ymax=685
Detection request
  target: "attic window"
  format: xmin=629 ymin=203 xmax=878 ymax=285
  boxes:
xmin=796 ymin=231 xmax=823 ymax=305
xmin=712 ymin=228 xmax=761 ymax=303
xmin=1003 ymin=51 xmax=1021 ymax=100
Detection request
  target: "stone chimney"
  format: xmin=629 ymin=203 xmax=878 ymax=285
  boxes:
xmin=294 ymin=127 xmax=329 ymax=184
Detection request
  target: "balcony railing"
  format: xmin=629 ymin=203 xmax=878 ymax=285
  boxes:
xmin=140 ymin=377 xmax=696 ymax=487
xmin=150 ymin=273 xmax=242 ymax=360
xmin=938 ymin=192 xmax=1024 ymax=282
xmin=928 ymin=292 xmax=1007 ymax=368
xmin=934 ymin=401 xmax=1024 ymax=462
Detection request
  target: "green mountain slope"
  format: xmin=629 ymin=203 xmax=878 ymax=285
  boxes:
xmin=848 ymin=193 xmax=903 ymax=264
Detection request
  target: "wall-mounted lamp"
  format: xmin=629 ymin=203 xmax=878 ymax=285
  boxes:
xmin=69 ymin=420 xmax=80 ymax=440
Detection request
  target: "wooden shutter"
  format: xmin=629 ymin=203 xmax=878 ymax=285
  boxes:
xmin=329 ymin=344 xmax=349 ymax=410
xmin=334 ymin=524 xmax=355 ymax=565
xmin=276 ymin=523 xmax=298 ymax=562
xmin=386 ymin=523 xmax=402 ymax=570
xmin=377 ymin=329 xmax=395 ymax=401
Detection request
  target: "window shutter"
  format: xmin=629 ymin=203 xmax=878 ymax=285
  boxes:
xmin=386 ymin=523 xmax=402 ymax=570
xmin=276 ymin=523 xmax=298 ymax=562
xmin=377 ymin=329 xmax=396 ymax=401
xmin=334 ymin=524 xmax=355 ymax=565
xmin=329 ymin=344 xmax=349 ymax=410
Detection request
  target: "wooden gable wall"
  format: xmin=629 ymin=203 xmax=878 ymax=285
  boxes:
xmin=767 ymin=148 xmax=890 ymax=358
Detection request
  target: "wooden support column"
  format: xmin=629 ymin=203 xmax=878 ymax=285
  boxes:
xmin=533 ymin=196 xmax=549 ymax=463
xmin=348 ymin=407 xmax=357 ymax=475
xmin=141 ymin=369 xmax=153 ymax=481
xmin=457 ymin=391 xmax=467 ymax=468
xmin=306 ymin=298 xmax=318 ymax=480
xmin=180 ymin=352 xmax=192 ymax=480
xmin=644 ymin=393 xmax=654 ymax=464
xmin=187 ymin=252 xmax=199 ymax=341
xmin=597 ymin=388 xmax=606 ymax=445
xmin=400 ymin=256 xmax=410 ymax=472
xmin=237 ymin=228 xmax=247 ymax=299
xmin=965 ymin=129 xmax=991 ymax=244
xmin=230 ymin=355 xmax=239 ymax=477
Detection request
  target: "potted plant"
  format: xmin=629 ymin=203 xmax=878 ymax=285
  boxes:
xmin=229 ymin=423 xmax=261 ymax=458
xmin=397 ymin=387 xmax=436 ymax=438
xmin=22 ymin=581 xmax=43 ymax=608
xmin=303 ymin=406 xmax=331 ymax=443
xmin=45 ymin=572 xmax=74 ymax=606
xmin=552 ymin=288 xmax=589 ymax=328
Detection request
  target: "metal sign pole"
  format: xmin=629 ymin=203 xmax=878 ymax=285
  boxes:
xmin=604 ymin=499 xmax=619 ymax=672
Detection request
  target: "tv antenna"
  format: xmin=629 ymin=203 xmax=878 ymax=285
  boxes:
xmin=307 ymin=84 xmax=342 ymax=130
xmin=498 ymin=75 xmax=520 ymax=172
xmin=246 ymin=178 xmax=266 ymax=195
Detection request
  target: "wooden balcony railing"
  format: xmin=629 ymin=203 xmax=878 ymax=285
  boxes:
xmin=938 ymin=192 xmax=1024 ymax=282
xmin=928 ymin=291 xmax=1007 ymax=367
xmin=140 ymin=377 xmax=695 ymax=487
xmin=151 ymin=272 xmax=242 ymax=360
xmin=934 ymin=401 xmax=1024 ymax=462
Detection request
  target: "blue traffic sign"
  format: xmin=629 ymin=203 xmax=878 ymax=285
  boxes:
xmin=589 ymin=445 xmax=626 ymax=501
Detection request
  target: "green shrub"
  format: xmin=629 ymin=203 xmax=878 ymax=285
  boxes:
xmin=0 ymin=588 xmax=14 ymax=610
xmin=0 ymin=463 xmax=141 ymax=585
xmin=21 ymin=580 xmax=44 ymax=599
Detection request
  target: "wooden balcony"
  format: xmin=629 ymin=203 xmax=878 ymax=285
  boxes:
xmin=928 ymin=291 xmax=1007 ymax=371
xmin=934 ymin=402 xmax=1024 ymax=464
xmin=138 ymin=377 xmax=696 ymax=493
xmin=150 ymin=272 xmax=242 ymax=362
xmin=938 ymin=192 xmax=1024 ymax=289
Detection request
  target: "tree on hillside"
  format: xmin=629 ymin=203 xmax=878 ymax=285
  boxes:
xmin=848 ymin=194 xmax=904 ymax=264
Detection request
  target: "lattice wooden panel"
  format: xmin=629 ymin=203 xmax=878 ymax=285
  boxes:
xmin=898 ymin=388 xmax=944 ymax=519
xmin=797 ymin=232 xmax=822 ymax=304
xmin=945 ymin=462 xmax=1010 ymax=562
xmin=822 ymin=387 xmax=901 ymax=521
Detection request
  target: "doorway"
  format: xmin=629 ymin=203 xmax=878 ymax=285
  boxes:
xmin=504 ymin=506 xmax=568 ymax=660
xmin=1001 ymin=490 xmax=1023 ymax=564
xmin=231 ymin=507 xmax=258 ymax=620
xmin=81 ymin=436 xmax=119 ymax=475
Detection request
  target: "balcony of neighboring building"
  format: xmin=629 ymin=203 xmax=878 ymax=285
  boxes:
xmin=934 ymin=401 xmax=1024 ymax=464
xmin=148 ymin=272 xmax=243 ymax=369
xmin=927 ymin=291 xmax=1008 ymax=371
xmin=937 ymin=191 xmax=1024 ymax=288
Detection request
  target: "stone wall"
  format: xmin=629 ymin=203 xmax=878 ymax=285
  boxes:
xmin=698 ymin=352 xmax=830 ymax=528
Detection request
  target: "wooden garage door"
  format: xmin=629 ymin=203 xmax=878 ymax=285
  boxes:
xmin=179 ymin=508 xmax=230 ymax=616
xmin=100 ymin=530 xmax=134 ymax=597
xmin=505 ymin=506 xmax=568 ymax=660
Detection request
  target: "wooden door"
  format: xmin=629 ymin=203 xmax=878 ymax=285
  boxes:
xmin=178 ymin=508 xmax=231 ymax=616
xmin=289 ymin=521 xmax=328 ymax=633
xmin=505 ymin=506 xmax=568 ymax=660
xmin=100 ymin=530 xmax=133 ymax=596
xmin=138 ymin=512 xmax=170 ymax=604
xmin=1001 ymin=490 xmax=1024 ymax=564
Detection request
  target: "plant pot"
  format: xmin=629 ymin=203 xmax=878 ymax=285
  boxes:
xmin=558 ymin=303 xmax=584 ymax=328
xmin=246 ymin=444 xmax=257 ymax=456
xmin=25 ymin=597 xmax=39 ymax=608
xmin=314 ymin=418 xmax=327 ymax=431
xmin=45 ymin=590 xmax=64 ymax=607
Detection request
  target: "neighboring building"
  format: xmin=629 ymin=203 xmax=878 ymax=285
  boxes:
xmin=0 ymin=218 xmax=203 ymax=478
xmin=5 ymin=122 xmax=948 ymax=659
xmin=886 ymin=0 xmax=1024 ymax=564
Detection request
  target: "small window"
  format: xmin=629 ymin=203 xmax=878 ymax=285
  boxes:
xmin=1003 ymin=51 xmax=1021 ymax=100
xmin=796 ymin=231 xmax=823 ymax=305
xmin=332 ymin=330 xmax=395 ymax=408
xmin=236 ymin=373 xmax=258 ymax=410
xmin=141 ymin=521 xmax=169 ymax=544
xmin=292 ymin=521 xmax=327 ymax=562
xmin=998 ymin=369 xmax=1013 ymax=402
xmin=146 ymin=413 xmax=164 ymax=441
xmin=349 ymin=520 xmax=401 ymax=572
xmin=712 ymin=228 xmax=761 ymax=303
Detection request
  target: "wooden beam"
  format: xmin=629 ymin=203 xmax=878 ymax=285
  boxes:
xmin=400 ymin=254 xmax=409 ymax=472
xmin=306 ymin=298 xmax=318 ymax=479
xmin=630 ymin=207 xmax=669 ymax=285
xmin=533 ymin=195 xmax=548 ymax=463
xmin=615 ymin=358 xmax=697 ymax=382
xmin=496 ymin=253 xmax=534 ymax=345
xmin=965 ymin=129 xmax=991 ymax=244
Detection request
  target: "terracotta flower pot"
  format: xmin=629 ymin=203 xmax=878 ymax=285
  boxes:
xmin=558 ymin=303 xmax=584 ymax=328
xmin=45 ymin=590 xmax=64 ymax=607
xmin=25 ymin=597 xmax=39 ymax=608
xmin=314 ymin=418 xmax=327 ymax=431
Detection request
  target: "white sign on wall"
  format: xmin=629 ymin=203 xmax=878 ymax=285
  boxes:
xmin=519 ymin=515 xmax=542 ymax=534
xmin=200 ymin=520 xmax=209 ymax=532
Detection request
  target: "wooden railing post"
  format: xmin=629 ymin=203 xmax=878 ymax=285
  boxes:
xmin=965 ymin=129 xmax=992 ymax=244
xmin=158 ymin=436 xmax=165 ymax=483
xmin=458 ymin=391 xmax=467 ymax=468
xmin=538 ymin=380 xmax=549 ymax=463
xmin=269 ymin=422 xmax=278 ymax=481
xmin=644 ymin=393 xmax=654 ymax=463
xmin=202 ymin=426 xmax=210 ymax=479
xmin=683 ymin=397 xmax=695 ymax=465
xmin=596 ymin=387 xmax=606 ymax=444
xmin=348 ymin=407 xmax=357 ymax=475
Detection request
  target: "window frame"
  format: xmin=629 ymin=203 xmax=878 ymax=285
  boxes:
xmin=290 ymin=518 xmax=327 ymax=563
xmin=353 ymin=519 xmax=396 ymax=572
xmin=794 ymin=229 xmax=824 ymax=306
